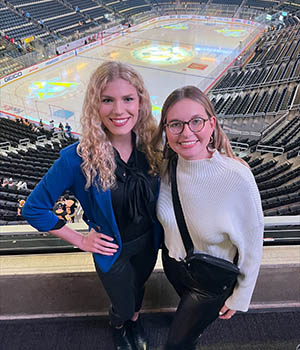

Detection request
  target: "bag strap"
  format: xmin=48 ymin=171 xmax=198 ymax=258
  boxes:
xmin=170 ymin=157 xmax=195 ymax=258
xmin=170 ymin=158 xmax=239 ymax=266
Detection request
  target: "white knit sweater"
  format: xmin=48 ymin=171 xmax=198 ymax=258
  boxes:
xmin=157 ymin=150 xmax=264 ymax=312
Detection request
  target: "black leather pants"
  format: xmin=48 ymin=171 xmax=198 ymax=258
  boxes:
xmin=94 ymin=231 xmax=157 ymax=327
xmin=162 ymin=247 xmax=236 ymax=350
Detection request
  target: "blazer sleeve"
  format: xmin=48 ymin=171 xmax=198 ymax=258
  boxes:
xmin=22 ymin=153 xmax=75 ymax=232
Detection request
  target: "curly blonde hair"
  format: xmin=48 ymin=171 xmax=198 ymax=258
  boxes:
xmin=77 ymin=61 xmax=158 ymax=190
xmin=151 ymin=85 xmax=248 ymax=178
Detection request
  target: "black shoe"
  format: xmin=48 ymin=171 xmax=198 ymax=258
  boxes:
xmin=111 ymin=324 xmax=136 ymax=350
xmin=127 ymin=319 xmax=148 ymax=350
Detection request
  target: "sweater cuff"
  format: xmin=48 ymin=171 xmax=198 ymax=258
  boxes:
xmin=50 ymin=219 xmax=66 ymax=231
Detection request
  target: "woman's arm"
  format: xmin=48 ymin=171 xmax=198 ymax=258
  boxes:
xmin=22 ymin=153 xmax=75 ymax=231
xmin=49 ymin=225 xmax=119 ymax=255
xmin=49 ymin=226 xmax=119 ymax=255
xmin=23 ymin=146 xmax=120 ymax=256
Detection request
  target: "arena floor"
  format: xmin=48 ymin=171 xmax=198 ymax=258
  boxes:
xmin=1 ymin=18 xmax=258 ymax=132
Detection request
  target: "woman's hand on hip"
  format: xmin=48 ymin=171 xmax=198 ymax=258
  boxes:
xmin=80 ymin=228 xmax=119 ymax=255
xmin=218 ymin=305 xmax=236 ymax=320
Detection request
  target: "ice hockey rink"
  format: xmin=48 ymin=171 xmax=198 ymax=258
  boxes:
xmin=0 ymin=18 xmax=261 ymax=133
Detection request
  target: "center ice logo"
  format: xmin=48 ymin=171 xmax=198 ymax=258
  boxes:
xmin=132 ymin=45 xmax=193 ymax=65
xmin=216 ymin=29 xmax=246 ymax=37
xmin=28 ymin=81 xmax=78 ymax=100
xmin=163 ymin=24 xmax=189 ymax=30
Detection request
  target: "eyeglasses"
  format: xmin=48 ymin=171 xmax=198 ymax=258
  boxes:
xmin=165 ymin=117 xmax=208 ymax=135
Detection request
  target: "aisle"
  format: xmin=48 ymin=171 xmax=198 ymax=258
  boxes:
xmin=1 ymin=310 xmax=300 ymax=350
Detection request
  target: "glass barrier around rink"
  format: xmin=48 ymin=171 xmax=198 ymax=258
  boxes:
xmin=54 ymin=17 xmax=124 ymax=51
xmin=198 ymin=23 xmax=264 ymax=93
xmin=0 ymin=90 xmax=81 ymax=134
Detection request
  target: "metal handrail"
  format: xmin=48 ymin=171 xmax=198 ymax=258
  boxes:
xmin=256 ymin=144 xmax=284 ymax=154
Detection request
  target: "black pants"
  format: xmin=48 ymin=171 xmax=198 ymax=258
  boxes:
xmin=162 ymin=247 xmax=236 ymax=350
xmin=94 ymin=231 xmax=157 ymax=327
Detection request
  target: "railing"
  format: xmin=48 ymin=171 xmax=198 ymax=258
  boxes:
xmin=36 ymin=135 xmax=47 ymax=143
xmin=19 ymin=138 xmax=30 ymax=147
xmin=230 ymin=141 xmax=249 ymax=151
xmin=220 ymin=115 xmax=266 ymax=136
xmin=261 ymin=110 xmax=289 ymax=138
xmin=0 ymin=141 xmax=11 ymax=151
xmin=1 ymin=219 xmax=300 ymax=255
xmin=255 ymin=144 xmax=284 ymax=154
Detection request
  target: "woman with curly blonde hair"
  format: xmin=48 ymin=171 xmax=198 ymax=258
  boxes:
xmin=79 ymin=61 xmax=157 ymax=191
xmin=23 ymin=61 xmax=162 ymax=350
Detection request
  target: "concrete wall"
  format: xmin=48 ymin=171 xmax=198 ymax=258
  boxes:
xmin=1 ymin=262 xmax=300 ymax=319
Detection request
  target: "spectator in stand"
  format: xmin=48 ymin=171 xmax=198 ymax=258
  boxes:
xmin=39 ymin=119 xmax=45 ymax=132
xmin=59 ymin=122 xmax=64 ymax=132
xmin=49 ymin=120 xmax=55 ymax=133
xmin=1 ymin=178 xmax=9 ymax=189
xmin=17 ymin=199 xmax=26 ymax=216
xmin=65 ymin=122 xmax=72 ymax=138
xmin=16 ymin=180 xmax=28 ymax=191
xmin=31 ymin=123 xmax=39 ymax=133
xmin=16 ymin=40 xmax=23 ymax=53
xmin=23 ymin=118 xmax=31 ymax=127
xmin=8 ymin=178 xmax=17 ymax=190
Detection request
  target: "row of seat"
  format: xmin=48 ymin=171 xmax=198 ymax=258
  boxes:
xmin=264 ymin=204 xmax=300 ymax=216
xmin=258 ymin=166 xmax=300 ymax=191
xmin=213 ymin=59 xmax=300 ymax=92
xmin=255 ymin=161 xmax=293 ymax=183
xmin=1 ymin=0 xmax=298 ymax=54
xmin=213 ymin=86 xmax=296 ymax=117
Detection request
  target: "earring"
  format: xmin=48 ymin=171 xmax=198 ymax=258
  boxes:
xmin=206 ymin=134 xmax=215 ymax=152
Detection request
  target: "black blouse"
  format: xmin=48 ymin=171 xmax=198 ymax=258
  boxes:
xmin=111 ymin=137 xmax=158 ymax=242
xmin=51 ymin=135 xmax=158 ymax=240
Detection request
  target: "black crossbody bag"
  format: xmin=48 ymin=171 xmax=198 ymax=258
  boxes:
xmin=170 ymin=158 xmax=240 ymax=294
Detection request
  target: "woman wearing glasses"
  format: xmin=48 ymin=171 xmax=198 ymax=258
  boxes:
xmin=151 ymin=86 xmax=264 ymax=350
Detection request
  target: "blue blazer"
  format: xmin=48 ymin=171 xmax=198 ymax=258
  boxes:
xmin=22 ymin=142 xmax=163 ymax=272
